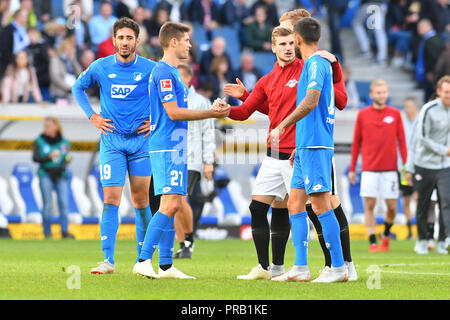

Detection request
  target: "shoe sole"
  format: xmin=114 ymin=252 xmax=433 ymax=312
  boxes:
xmin=287 ymin=275 xmax=310 ymax=282
xmin=90 ymin=270 xmax=114 ymax=274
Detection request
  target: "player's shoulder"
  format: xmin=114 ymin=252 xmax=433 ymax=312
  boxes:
xmin=152 ymin=61 xmax=177 ymax=78
xmin=136 ymin=55 xmax=157 ymax=68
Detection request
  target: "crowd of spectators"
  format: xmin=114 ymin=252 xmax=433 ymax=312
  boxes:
xmin=0 ymin=0 xmax=448 ymax=106
xmin=0 ymin=0 xmax=279 ymax=105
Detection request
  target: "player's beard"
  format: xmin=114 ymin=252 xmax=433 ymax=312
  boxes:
xmin=117 ymin=44 xmax=136 ymax=59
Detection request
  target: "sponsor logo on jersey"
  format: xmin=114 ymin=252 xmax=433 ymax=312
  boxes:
xmin=160 ymin=79 xmax=172 ymax=92
xmin=307 ymin=81 xmax=318 ymax=88
xmin=383 ymin=116 xmax=395 ymax=124
xmin=163 ymin=186 xmax=172 ymax=193
xmin=285 ymin=79 xmax=298 ymax=88
xmin=163 ymin=93 xmax=173 ymax=101
xmin=108 ymin=73 xmax=117 ymax=78
xmin=312 ymin=184 xmax=323 ymax=191
xmin=133 ymin=72 xmax=142 ymax=81
xmin=111 ymin=84 xmax=137 ymax=98
xmin=101 ymin=236 xmax=108 ymax=240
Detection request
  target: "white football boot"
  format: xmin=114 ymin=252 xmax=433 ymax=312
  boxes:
xmin=414 ymin=240 xmax=429 ymax=255
xmin=436 ymin=241 xmax=447 ymax=254
xmin=158 ymin=265 xmax=196 ymax=279
xmin=270 ymin=264 xmax=285 ymax=278
xmin=346 ymin=261 xmax=358 ymax=281
xmin=313 ymin=265 xmax=348 ymax=283
xmin=90 ymin=259 xmax=115 ymax=274
xmin=311 ymin=266 xmax=331 ymax=283
xmin=271 ymin=266 xmax=310 ymax=282
xmin=133 ymin=259 xmax=159 ymax=279
xmin=237 ymin=264 xmax=271 ymax=280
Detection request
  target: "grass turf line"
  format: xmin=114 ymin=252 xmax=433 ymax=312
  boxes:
xmin=0 ymin=239 xmax=448 ymax=300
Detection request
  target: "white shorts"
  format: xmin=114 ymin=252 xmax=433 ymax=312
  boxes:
xmin=360 ymin=171 xmax=399 ymax=199
xmin=252 ymin=156 xmax=293 ymax=201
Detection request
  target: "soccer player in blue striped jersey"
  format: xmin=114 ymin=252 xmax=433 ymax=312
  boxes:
xmin=72 ymin=18 xmax=156 ymax=274
xmin=133 ymin=22 xmax=230 ymax=279
xmin=269 ymin=17 xmax=348 ymax=283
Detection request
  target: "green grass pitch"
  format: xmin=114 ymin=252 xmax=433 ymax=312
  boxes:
xmin=0 ymin=239 xmax=448 ymax=300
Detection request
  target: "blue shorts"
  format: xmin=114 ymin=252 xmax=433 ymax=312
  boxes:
xmin=150 ymin=150 xmax=187 ymax=196
xmin=291 ymin=148 xmax=333 ymax=195
xmin=99 ymin=132 xmax=151 ymax=187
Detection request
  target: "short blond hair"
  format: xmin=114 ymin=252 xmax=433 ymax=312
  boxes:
xmin=271 ymin=26 xmax=293 ymax=45
xmin=370 ymin=79 xmax=388 ymax=92
xmin=437 ymin=75 xmax=450 ymax=89
xmin=279 ymin=9 xmax=311 ymax=25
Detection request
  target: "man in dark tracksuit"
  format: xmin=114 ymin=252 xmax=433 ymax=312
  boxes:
xmin=406 ymin=76 xmax=450 ymax=254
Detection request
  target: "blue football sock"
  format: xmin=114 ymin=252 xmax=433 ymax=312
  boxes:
xmin=290 ymin=211 xmax=309 ymax=266
xmin=100 ymin=204 xmax=119 ymax=265
xmin=139 ymin=211 xmax=170 ymax=261
xmin=134 ymin=206 xmax=152 ymax=261
xmin=158 ymin=216 xmax=175 ymax=267
xmin=318 ymin=209 xmax=345 ymax=268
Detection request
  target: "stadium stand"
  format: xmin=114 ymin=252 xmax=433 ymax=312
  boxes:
xmin=9 ymin=163 xmax=42 ymax=224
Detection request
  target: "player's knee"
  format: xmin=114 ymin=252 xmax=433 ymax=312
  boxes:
xmin=131 ymin=193 xmax=149 ymax=209
xmin=160 ymin=199 xmax=181 ymax=216
xmin=287 ymin=198 xmax=303 ymax=215
xmin=103 ymin=195 xmax=121 ymax=207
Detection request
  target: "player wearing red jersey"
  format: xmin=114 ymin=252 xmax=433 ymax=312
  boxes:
xmin=224 ymin=9 xmax=356 ymax=281
xmin=349 ymin=79 xmax=407 ymax=252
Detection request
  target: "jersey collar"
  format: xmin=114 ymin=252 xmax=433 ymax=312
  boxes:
xmin=114 ymin=54 xmax=138 ymax=67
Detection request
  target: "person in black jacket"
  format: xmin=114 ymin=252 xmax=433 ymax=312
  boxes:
xmin=188 ymin=0 xmax=220 ymax=30
xmin=26 ymin=27 xmax=51 ymax=100
xmin=0 ymin=8 xmax=29 ymax=78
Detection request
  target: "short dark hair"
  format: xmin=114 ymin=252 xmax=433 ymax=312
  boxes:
xmin=113 ymin=17 xmax=140 ymax=38
xmin=159 ymin=21 xmax=191 ymax=49
xmin=293 ymin=17 xmax=321 ymax=44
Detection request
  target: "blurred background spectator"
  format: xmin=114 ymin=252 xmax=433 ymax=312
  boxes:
xmin=0 ymin=8 xmax=30 ymax=78
xmin=204 ymin=55 xmax=236 ymax=103
xmin=235 ymin=51 xmax=263 ymax=92
xmin=220 ymin=0 xmax=253 ymax=29
xmin=352 ymin=0 xmax=388 ymax=66
xmin=342 ymin=65 xmax=361 ymax=109
xmin=33 ymin=117 xmax=73 ymax=239
xmin=0 ymin=0 xmax=12 ymax=33
xmin=155 ymin=0 xmax=188 ymax=23
xmin=1 ymin=50 xmax=42 ymax=103
xmin=322 ymin=0 xmax=347 ymax=62
xmin=88 ymin=0 xmax=117 ymax=48
xmin=245 ymin=5 xmax=272 ymax=52
xmin=49 ymin=38 xmax=82 ymax=101
xmin=416 ymin=18 xmax=444 ymax=102
xmin=199 ymin=36 xmax=232 ymax=78
xmin=188 ymin=0 xmax=220 ymax=31
xmin=26 ymin=26 xmax=51 ymax=100
xmin=250 ymin=0 xmax=279 ymax=27
xmin=65 ymin=0 xmax=92 ymax=55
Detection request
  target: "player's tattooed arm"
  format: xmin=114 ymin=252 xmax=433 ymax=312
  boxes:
xmin=267 ymin=89 xmax=320 ymax=144
xmin=280 ymin=89 xmax=320 ymax=129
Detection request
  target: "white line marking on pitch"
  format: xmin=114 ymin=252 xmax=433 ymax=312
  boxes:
xmin=379 ymin=270 xmax=450 ymax=276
